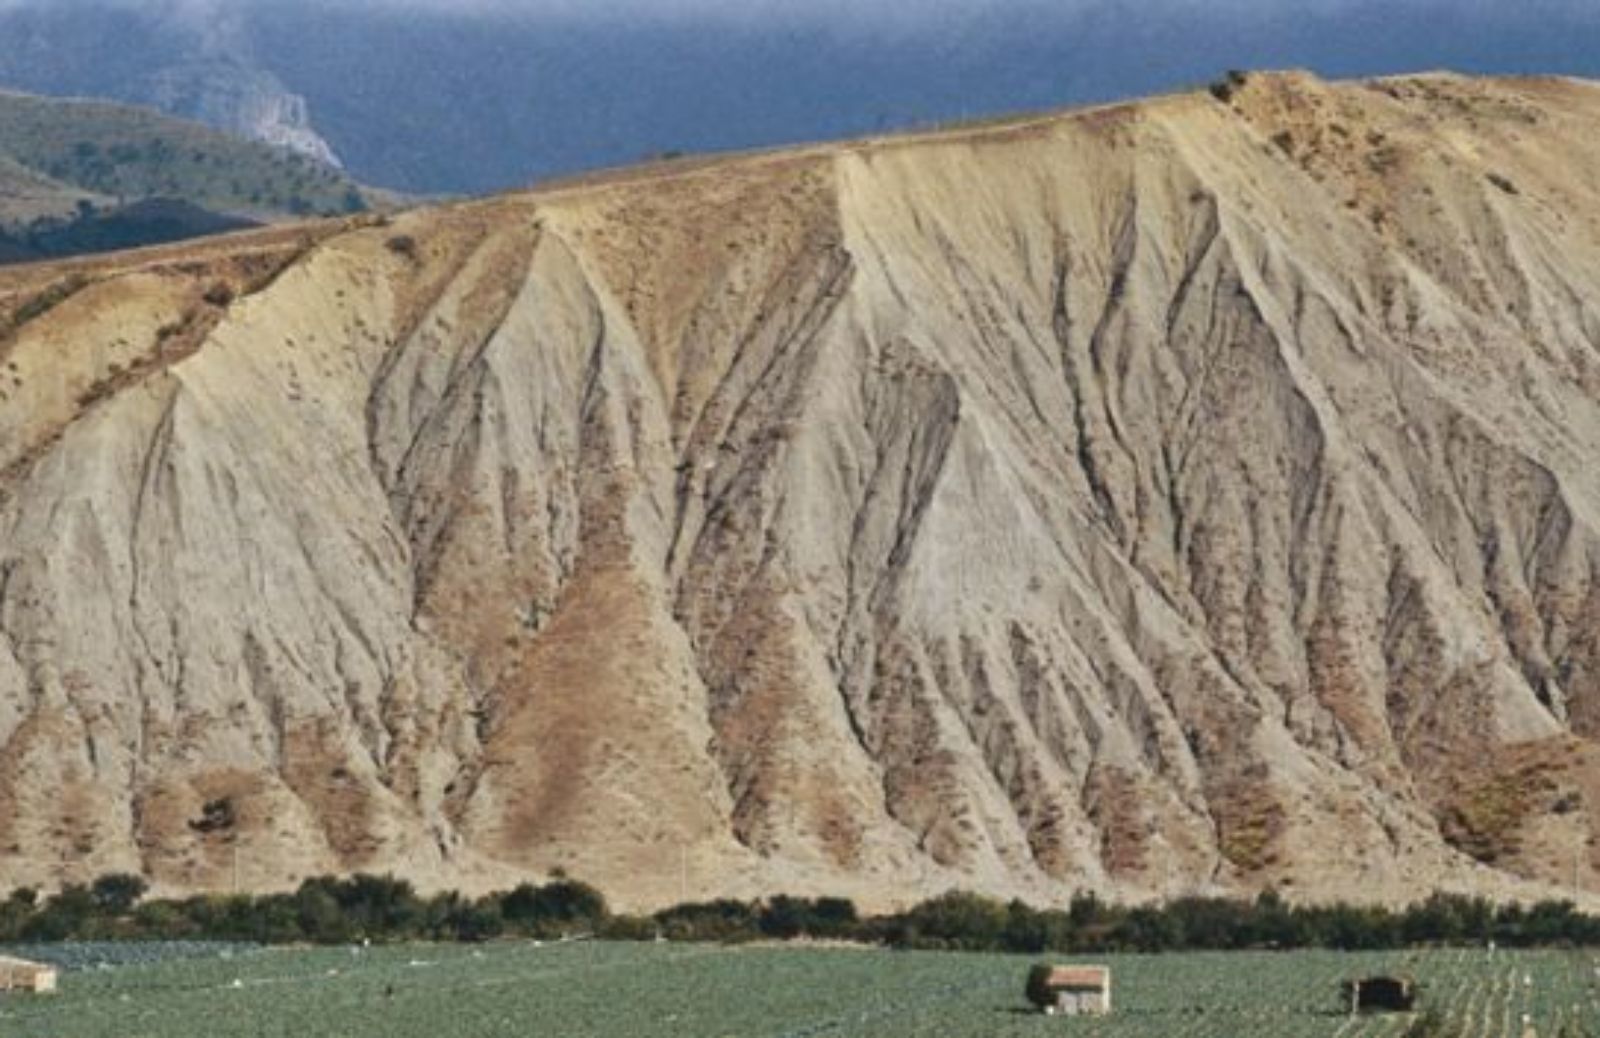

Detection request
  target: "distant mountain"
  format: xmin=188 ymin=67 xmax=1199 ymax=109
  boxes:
xmin=0 ymin=89 xmax=374 ymax=263
xmin=0 ymin=3 xmax=341 ymax=170
xmin=2 ymin=2 xmax=1599 ymax=197
xmin=6 ymin=198 xmax=255 ymax=263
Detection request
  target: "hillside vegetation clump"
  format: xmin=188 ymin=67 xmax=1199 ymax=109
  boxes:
xmin=0 ymin=91 xmax=380 ymax=263
xmin=0 ymin=93 xmax=368 ymax=217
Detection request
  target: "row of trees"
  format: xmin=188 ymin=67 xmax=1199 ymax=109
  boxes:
xmin=0 ymin=874 xmax=606 ymax=946
xmin=4 ymin=876 xmax=1599 ymax=953
xmin=874 ymin=889 xmax=1600 ymax=953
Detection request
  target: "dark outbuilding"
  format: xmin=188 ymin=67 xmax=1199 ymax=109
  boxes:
xmin=1343 ymin=974 xmax=1416 ymax=1013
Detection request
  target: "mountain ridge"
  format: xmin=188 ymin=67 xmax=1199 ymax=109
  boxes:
xmin=4 ymin=71 xmax=1600 ymax=910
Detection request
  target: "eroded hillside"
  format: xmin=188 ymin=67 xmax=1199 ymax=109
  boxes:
xmin=5 ymin=71 xmax=1600 ymax=909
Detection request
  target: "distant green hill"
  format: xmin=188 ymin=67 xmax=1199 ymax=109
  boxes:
xmin=0 ymin=89 xmax=379 ymax=263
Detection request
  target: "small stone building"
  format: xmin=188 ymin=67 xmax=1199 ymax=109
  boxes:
xmin=1343 ymin=974 xmax=1415 ymax=1013
xmin=1026 ymin=964 xmax=1112 ymax=1016
xmin=0 ymin=956 xmax=58 ymax=994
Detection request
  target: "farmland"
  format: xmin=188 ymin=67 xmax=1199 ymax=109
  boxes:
xmin=0 ymin=941 xmax=1597 ymax=1036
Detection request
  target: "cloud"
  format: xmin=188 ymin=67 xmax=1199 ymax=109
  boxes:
xmin=1 ymin=0 xmax=1596 ymax=31
xmin=275 ymin=0 xmax=1600 ymax=14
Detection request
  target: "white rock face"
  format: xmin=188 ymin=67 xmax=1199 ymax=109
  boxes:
xmin=221 ymin=81 xmax=342 ymax=171
xmin=143 ymin=62 xmax=343 ymax=170
xmin=4 ymin=73 xmax=1600 ymax=910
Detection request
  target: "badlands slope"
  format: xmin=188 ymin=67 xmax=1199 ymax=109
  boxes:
xmin=4 ymin=71 xmax=1600 ymax=908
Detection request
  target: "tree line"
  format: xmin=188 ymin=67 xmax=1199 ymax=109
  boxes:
xmin=3 ymin=875 xmax=1599 ymax=953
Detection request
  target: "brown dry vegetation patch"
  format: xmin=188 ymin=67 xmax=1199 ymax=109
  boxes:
xmin=1434 ymin=738 xmax=1582 ymax=865
xmin=1222 ymin=71 xmax=1419 ymax=236
xmin=476 ymin=561 xmax=709 ymax=860
xmin=0 ymin=710 xmax=82 ymax=858
xmin=700 ymin=591 xmax=868 ymax=869
xmin=1086 ymin=765 xmax=1150 ymax=877
xmin=280 ymin=717 xmax=381 ymax=869
xmin=379 ymin=203 xmax=537 ymax=351
xmin=559 ymin=155 xmax=835 ymax=409
xmin=0 ymin=239 xmax=314 ymax=503
xmin=1210 ymin=770 xmax=1287 ymax=873
xmin=135 ymin=770 xmax=269 ymax=888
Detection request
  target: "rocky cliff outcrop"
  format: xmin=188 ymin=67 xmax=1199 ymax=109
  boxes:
xmin=143 ymin=61 xmax=343 ymax=170
xmin=5 ymin=72 xmax=1600 ymax=909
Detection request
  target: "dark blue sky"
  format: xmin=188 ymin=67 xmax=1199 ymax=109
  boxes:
xmin=1 ymin=0 xmax=1598 ymax=193
xmin=253 ymin=0 xmax=1600 ymax=191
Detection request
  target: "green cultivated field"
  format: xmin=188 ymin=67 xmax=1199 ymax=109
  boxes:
xmin=1 ymin=942 xmax=1598 ymax=1037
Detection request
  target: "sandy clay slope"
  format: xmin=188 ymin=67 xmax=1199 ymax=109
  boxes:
xmin=8 ymin=71 xmax=1600 ymax=909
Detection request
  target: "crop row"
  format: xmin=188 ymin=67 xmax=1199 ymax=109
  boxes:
xmin=1 ymin=942 xmax=1597 ymax=1036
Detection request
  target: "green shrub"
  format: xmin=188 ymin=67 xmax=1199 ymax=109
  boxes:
xmin=91 ymin=872 xmax=148 ymax=914
xmin=1208 ymin=69 xmax=1250 ymax=103
xmin=500 ymin=880 xmax=607 ymax=936
xmin=759 ymin=895 xmax=858 ymax=939
xmin=655 ymin=900 xmax=762 ymax=943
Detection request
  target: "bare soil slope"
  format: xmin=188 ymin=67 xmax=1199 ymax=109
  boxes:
xmin=5 ymin=72 xmax=1600 ymax=909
